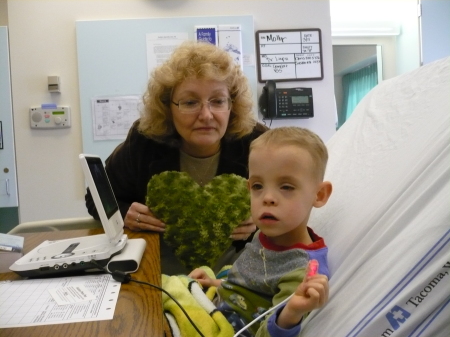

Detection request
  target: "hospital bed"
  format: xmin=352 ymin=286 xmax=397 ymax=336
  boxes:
xmin=302 ymin=57 xmax=449 ymax=337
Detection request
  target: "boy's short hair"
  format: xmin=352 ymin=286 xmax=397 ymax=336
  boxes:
xmin=250 ymin=126 xmax=328 ymax=180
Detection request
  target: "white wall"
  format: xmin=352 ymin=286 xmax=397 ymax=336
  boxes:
xmin=420 ymin=0 xmax=450 ymax=64
xmin=329 ymin=0 xmax=421 ymax=131
xmin=330 ymin=0 xmax=421 ymax=79
xmin=6 ymin=0 xmax=336 ymax=222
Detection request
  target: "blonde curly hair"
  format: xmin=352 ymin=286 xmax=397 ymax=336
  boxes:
xmin=138 ymin=41 xmax=256 ymax=146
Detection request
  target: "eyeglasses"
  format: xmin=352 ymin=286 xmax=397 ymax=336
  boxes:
xmin=171 ymin=97 xmax=232 ymax=114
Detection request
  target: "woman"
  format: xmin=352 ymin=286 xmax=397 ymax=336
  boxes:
xmin=85 ymin=41 xmax=267 ymax=274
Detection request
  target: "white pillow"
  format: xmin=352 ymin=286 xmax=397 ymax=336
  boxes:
xmin=302 ymin=57 xmax=450 ymax=337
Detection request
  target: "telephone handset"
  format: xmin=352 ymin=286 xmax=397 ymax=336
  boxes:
xmin=258 ymin=80 xmax=314 ymax=119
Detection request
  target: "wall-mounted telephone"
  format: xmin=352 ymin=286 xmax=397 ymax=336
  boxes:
xmin=258 ymin=80 xmax=314 ymax=119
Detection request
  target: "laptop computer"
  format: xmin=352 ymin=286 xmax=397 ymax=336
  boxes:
xmin=9 ymin=154 xmax=128 ymax=277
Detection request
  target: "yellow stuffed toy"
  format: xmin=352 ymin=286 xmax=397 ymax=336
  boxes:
xmin=162 ymin=266 xmax=234 ymax=337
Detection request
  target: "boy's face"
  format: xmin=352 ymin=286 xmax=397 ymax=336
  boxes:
xmin=248 ymin=144 xmax=321 ymax=246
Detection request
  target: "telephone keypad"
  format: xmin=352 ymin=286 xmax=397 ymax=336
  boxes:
xmin=259 ymin=82 xmax=313 ymax=119
xmin=277 ymin=90 xmax=313 ymax=118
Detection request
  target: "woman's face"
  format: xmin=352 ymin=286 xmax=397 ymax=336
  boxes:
xmin=171 ymin=78 xmax=231 ymax=157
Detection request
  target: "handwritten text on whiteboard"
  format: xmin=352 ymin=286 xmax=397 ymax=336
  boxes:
xmin=256 ymin=29 xmax=323 ymax=82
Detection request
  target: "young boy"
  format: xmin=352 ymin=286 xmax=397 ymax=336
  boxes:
xmin=189 ymin=126 xmax=332 ymax=336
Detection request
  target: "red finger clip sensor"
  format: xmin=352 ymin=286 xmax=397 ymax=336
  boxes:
xmin=307 ymin=259 xmax=319 ymax=277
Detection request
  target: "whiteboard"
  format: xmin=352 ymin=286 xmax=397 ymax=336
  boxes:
xmin=76 ymin=16 xmax=255 ymax=163
xmin=256 ymin=29 xmax=323 ymax=82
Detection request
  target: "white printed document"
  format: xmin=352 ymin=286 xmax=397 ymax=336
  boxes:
xmin=91 ymin=95 xmax=141 ymax=141
xmin=146 ymin=32 xmax=188 ymax=77
xmin=0 ymin=274 xmax=121 ymax=328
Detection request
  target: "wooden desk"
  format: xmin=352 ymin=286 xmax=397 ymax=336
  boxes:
xmin=0 ymin=228 xmax=164 ymax=337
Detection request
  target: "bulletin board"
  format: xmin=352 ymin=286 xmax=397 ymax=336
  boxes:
xmin=256 ymin=29 xmax=323 ymax=82
xmin=76 ymin=16 xmax=256 ymax=163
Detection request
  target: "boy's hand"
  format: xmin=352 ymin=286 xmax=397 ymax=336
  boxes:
xmin=276 ymin=261 xmax=329 ymax=329
xmin=287 ymin=274 xmax=329 ymax=313
xmin=188 ymin=268 xmax=222 ymax=288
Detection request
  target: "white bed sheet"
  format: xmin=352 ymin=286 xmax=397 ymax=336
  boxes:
xmin=302 ymin=57 xmax=450 ymax=337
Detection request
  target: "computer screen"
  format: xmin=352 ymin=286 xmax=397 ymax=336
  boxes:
xmin=86 ymin=157 xmax=118 ymax=219
xmin=79 ymin=154 xmax=124 ymax=242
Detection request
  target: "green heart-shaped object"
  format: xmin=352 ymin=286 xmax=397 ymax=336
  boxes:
xmin=146 ymin=171 xmax=250 ymax=270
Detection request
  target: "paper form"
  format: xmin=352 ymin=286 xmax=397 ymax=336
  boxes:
xmin=48 ymin=284 xmax=96 ymax=306
xmin=146 ymin=32 xmax=188 ymax=78
xmin=91 ymin=95 xmax=141 ymax=141
xmin=0 ymin=274 xmax=121 ymax=328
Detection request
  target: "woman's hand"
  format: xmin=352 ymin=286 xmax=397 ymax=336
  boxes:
xmin=124 ymin=202 xmax=166 ymax=232
xmin=230 ymin=217 xmax=256 ymax=240
xmin=188 ymin=268 xmax=222 ymax=288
